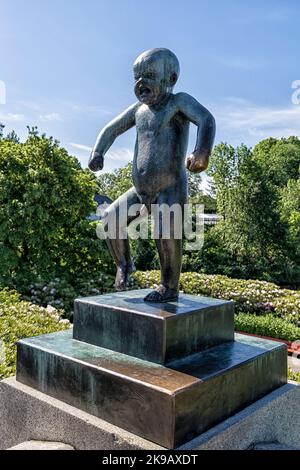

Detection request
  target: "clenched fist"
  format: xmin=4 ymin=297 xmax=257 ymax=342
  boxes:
xmin=88 ymin=151 xmax=104 ymax=172
xmin=186 ymin=151 xmax=209 ymax=173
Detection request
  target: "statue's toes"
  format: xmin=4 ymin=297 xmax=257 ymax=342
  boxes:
xmin=144 ymin=287 xmax=179 ymax=303
xmin=144 ymin=290 xmax=163 ymax=302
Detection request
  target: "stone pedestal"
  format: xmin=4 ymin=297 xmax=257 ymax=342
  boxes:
xmin=15 ymin=289 xmax=287 ymax=449
xmin=1 ymin=378 xmax=298 ymax=450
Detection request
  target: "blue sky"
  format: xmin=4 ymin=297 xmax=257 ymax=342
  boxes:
xmin=1 ymin=0 xmax=300 ymax=178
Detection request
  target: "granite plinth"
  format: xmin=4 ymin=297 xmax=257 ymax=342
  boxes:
xmin=1 ymin=378 xmax=298 ymax=450
xmin=16 ymin=330 xmax=287 ymax=448
xmin=73 ymin=289 xmax=234 ymax=364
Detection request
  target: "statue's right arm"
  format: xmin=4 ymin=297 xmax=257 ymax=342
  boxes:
xmin=89 ymin=102 xmax=139 ymax=171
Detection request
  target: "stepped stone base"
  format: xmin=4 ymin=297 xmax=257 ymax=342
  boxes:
xmin=16 ymin=330 xmax=287 ymax=448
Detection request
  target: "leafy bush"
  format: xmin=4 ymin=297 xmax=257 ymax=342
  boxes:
xmin=133 ymin=271 xmax=300 ymax=325
xmin=288 ymin=370 xmax=300 ymax=383
xmin=0 ymin=288 xmax=70 ymax=379
xmin=0 ymin=128 xmax=112 ymax=288
xmin=235 ymin=313 xmax=300 ymax=342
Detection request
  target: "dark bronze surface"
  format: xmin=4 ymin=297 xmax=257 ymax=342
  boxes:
xmin=16 ymin=330 xmax=287 ymax=448
xmin=73 ymin=289 xmax=234 ymax=363
xmin=88 ymin=49 xmax=216 ymax=301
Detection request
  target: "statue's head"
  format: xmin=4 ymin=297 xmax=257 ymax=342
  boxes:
xmin=133 ymin=48 xmax=180 ymax=106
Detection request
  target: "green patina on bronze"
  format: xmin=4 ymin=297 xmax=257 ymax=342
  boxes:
xmin=16 ymin=329 xmax=287 ymax=448
xmin=73 ymin=289 xmax=234 ymax=364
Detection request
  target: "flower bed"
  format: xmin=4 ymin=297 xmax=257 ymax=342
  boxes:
xmin=20 ymin=273 xmax=115 ymax=319
xmin=133 ymin=271 xmax=300 ymax=325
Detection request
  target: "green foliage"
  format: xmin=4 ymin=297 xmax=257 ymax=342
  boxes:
xmin=235 ymin=313 xmax=300 ymax=342
xmin=131 ymin=237 xmax=159 ymax=271
xmin=0 ymin=128 xmax=112 ymax=288
xmin=206 ymin=139 xmax=300 ymax=285
xmin=0 ymin=123 xmax=4 ymax=139
xmin=97 ymin=163 xmax=133 ymax=201
xmin=134 ymin=270 xmax=300 ymax=325
xmin=280 ymin=175 xmax=300 ymax=250
xmin=288 ymin=370 xmax=300 ymax=383
xmin=0 ymin=288 xmax=69 ymax=379
xmin=252 ymin=137 xmax=300 ymax=187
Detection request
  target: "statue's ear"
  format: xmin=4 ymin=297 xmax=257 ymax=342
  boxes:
xmin=169 ymin=72 xmax=178 ymax=86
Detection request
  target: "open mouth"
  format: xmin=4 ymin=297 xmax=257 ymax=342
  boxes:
xmin=139 ymin=86 xmax=151 ymax=99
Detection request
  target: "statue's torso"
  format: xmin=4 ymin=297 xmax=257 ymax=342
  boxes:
xmin=133 ymin=95 xmax=189 ymax=198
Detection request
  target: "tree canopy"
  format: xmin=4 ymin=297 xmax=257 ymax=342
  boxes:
xmin=0 ymin=126 xmax=110 ymax=287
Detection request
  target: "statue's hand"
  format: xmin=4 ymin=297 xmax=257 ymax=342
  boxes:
xmin=88 ymin=151 xmax=104 ymax=172
xmin=186 ymin=151 xmax=209 ymax=173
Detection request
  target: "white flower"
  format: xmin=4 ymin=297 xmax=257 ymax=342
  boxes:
xmin=46 ymin=305 xmax=57 ymax=315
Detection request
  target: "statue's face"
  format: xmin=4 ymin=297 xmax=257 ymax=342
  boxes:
xmin=134 ymin=57 xmax=171 ymax=106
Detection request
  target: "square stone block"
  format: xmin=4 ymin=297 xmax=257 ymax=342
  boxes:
xmin=16 ymin=330 xmax=287 ymax=448
xmin=73 ymin=289 xmax=234 ymax=363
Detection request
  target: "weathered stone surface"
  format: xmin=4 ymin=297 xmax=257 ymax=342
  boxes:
xmin=0 ymin=378 xmax=298 ymax=450
xmin=16 ymin=330 xmax=286 ymax=448
xmin=73 ymin=289 xmax=234 ymax=363
xmin=8 ymin=440 xmax=74 ymax=450
xmin=251 ymin=441 xmax=299 ymax=450
xmin=0 ymin=377 xmax=159 ymax=450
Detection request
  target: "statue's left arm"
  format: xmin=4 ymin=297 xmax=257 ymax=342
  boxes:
xmin=176 ymin=92 xmax=216 ymax=173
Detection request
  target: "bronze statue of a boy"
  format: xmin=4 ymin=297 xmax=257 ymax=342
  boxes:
xmin=89 ymin=48 xmax=215 ymax=302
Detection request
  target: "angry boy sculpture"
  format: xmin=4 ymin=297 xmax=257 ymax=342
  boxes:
xmin=89 ymin=48 xmax=216 ymax=302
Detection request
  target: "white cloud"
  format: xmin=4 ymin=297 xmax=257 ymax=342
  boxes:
xmin=39 ymin=112 xmax=62 ymax=122
xmin=17 ymin=100 xmax=41 ymax=112
xmin=70 ymin=142 xmax=133 ymax=162
xmin=0 ymin=113 xmax=26 ymax=122
xmin=214 ymin=98 xmax=300 ymax=143
xmin=106 ymin=147 xmax=133 ymax=162
xmin=70 ymin=142 xmax=92 ymax=152
xmin=63 ymin=102 xmax=113 ymax=117
xmin=69 ymin=143 xmax=133 ymax=173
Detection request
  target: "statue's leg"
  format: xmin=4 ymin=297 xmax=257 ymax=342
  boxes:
xmin=144 ymin=180 xmax=188 ymax=303
xmin=103 ymin=187 xmax=142 ymax=290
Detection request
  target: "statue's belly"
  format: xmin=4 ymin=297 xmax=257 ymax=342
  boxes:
xmin=133 ymin=130 xmax=184 ymax=197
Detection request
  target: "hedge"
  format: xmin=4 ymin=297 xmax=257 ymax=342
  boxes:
xmin=235 ymin=313 xmax=300 ymax=342
xmin=0 ymin=288 xmax=70 ymax=379
xmin=133 ymin=271 xmax=300 ymax=325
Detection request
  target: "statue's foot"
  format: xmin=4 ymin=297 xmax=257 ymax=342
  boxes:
xmin=144 ymin=285 xmax=178 ymax=303
xmin=115 ymin=262 xmax=135 ymax=291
